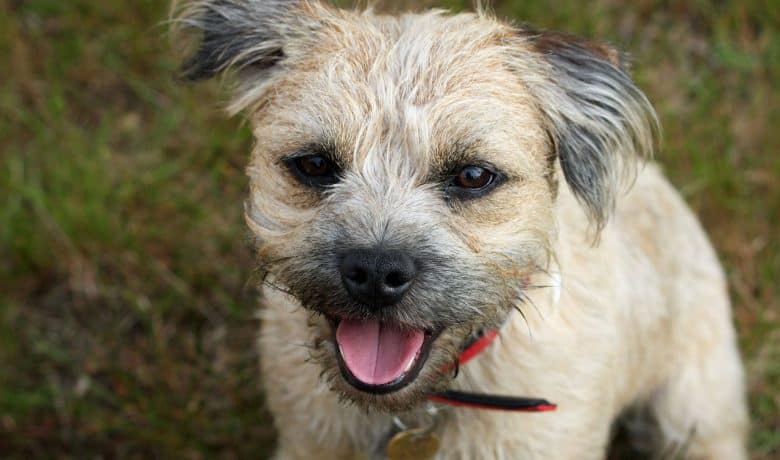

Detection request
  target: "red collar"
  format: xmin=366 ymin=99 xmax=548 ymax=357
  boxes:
xmin=428 ymin=328 xmax=557 ymax=412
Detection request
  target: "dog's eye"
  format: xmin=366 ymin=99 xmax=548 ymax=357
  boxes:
xmin=445 ymin=165 xmax=500 ymax=199
xmin=285 ymin=154 xmax=340 ymax=187
xmin=454 ymin=166 xmax=495 ymax=189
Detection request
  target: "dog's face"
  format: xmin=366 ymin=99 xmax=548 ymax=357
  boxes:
xmin=176 ymin=1 xmax=657 ymax=411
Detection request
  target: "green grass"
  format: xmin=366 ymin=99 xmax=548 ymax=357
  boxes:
xmin=1 ymin=0 xmax=778 ymax=458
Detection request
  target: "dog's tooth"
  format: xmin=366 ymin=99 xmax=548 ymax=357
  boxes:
xmin=403 ymin=354 xmax=416 ymax=374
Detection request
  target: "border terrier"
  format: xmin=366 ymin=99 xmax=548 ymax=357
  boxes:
xmin=174 ymin=1 xmax=749 ymax=458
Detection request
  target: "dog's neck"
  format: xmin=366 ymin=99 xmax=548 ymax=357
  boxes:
xmin=439 ymin=270 xmax=561 ymax=397
xmin=428 ymin=309 xmax=556 ymax=412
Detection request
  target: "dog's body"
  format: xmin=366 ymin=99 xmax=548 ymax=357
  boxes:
xmin=175 ymin=2 xmax=748 ymax=458
xmin=259 ymin=164 xmax=746 ymax=459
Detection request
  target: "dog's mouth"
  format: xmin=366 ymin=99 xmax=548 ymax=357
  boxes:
xmin=329 ymin=316 xmax=439 ymax=394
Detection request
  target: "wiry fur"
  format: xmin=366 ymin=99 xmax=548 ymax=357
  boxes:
xmin=510 ymin=29 xmax=661 ymax=230
xmin=174 ymin=1 xmax=749 ymax=459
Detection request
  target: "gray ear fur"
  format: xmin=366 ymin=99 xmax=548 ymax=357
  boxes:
xmin=174 ymin=0 xmax=301 ymax=80
xmin=517 ymin=30 xmax=660 ymax=230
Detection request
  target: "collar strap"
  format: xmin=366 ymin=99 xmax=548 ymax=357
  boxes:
xmin=456 ymin=328 xmax=500 ymax=367
xmin=429 ymin=391 xmax=557 ymax=412
xmin=428 ymin=328 xmax=557 ymax=412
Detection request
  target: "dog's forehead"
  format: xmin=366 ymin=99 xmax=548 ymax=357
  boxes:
xmin=266 ymin=11 xmax=545 ymax=174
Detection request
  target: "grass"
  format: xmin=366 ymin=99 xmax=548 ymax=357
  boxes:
xmin=1 ymin=0 xmax=778 ymax=458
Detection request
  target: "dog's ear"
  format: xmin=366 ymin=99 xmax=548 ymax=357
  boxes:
xmin=173 ymin=0 xmax=309 ymax=81
xmin=512 ymin=29 xmax=660 ymax=231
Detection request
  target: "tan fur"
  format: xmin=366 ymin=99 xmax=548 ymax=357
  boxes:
xmin=259 ymin=166 xmax=748 ymax=460
xmin=175 ymin=2 xmax=748 ymax=458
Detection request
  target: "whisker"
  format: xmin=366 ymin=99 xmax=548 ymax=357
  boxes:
xmin=530 ymin=263 xmax=555 ymax=279
xmin=260 ymin=279 xmax=295 ymax=296
xmin=293 ymin=341 xmax=318 ymax=351
xmin=519 ymin=289 xmax=546 ymax=323
xmin=523 ymin=284 xmax=554 ymax=290
xmin=512 ymin=295 xmax=533 ymax=341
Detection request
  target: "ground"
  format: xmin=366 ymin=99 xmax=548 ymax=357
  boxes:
xmin=1 ymin=0 xmax=778 ymax=458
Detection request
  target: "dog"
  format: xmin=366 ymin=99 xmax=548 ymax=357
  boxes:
xmin=174 ymin=1 xmax=749 ymax=458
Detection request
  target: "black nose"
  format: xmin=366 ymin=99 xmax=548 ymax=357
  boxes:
xmin=339 ymin=249 xmax=417 ymax=307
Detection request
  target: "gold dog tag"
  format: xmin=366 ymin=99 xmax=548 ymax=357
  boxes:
xmin=386 ymin=427 xmax=440 ymax=460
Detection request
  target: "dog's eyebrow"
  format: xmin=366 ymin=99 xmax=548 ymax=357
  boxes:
xmin=281 ymin=141 xmax=345 ymax=164
xmin=428 ymin=140 xmax=481 ymax=178
xmin=427 ymin=140 xmax=510 ymax=182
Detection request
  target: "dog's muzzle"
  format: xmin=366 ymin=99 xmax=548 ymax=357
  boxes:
xmin=329 ymin=247 xmax=433 ymax=393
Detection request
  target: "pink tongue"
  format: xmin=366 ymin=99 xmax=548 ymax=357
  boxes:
xmin=336 ymin=318 xmax=425 ymax=385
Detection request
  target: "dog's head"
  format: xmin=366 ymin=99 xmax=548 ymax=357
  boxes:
xmin=174 ymin=0 xmax=658 ymax=411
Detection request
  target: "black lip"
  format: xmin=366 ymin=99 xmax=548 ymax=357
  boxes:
xmin=330 ymin=318 xmax=440 ymax=395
